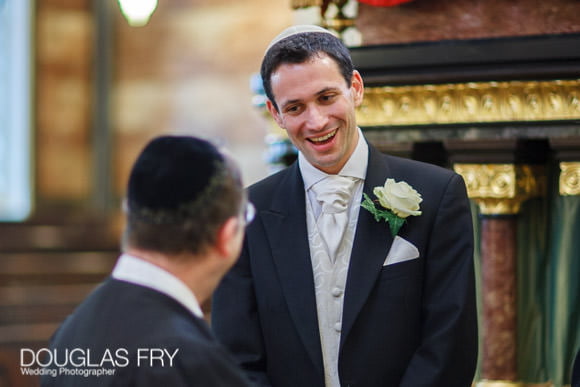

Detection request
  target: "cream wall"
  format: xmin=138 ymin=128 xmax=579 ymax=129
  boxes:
xmin=113 ymin=0 xmax=293 ymax=195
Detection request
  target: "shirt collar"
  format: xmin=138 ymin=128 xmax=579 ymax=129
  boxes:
xmin=112 ymin=253 xmax=204 ymax=319
xmin=299 ymin=127 xmax=368 ymax=191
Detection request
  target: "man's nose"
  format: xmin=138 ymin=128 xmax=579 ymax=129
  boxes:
xmin=304 ymin=105 xmax=328 ymax=130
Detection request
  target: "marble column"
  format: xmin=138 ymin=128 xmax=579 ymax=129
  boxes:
xmin=453 ymin=163 xmax=545 ymax=386
xmin=480 ymin=216 xmax=518 ymax=380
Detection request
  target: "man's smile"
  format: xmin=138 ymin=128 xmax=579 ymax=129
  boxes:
xmin=309 ymin=129 xmax=337 ymax=144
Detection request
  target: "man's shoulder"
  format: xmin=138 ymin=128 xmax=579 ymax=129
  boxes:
xmin=372 ymin=151 xmax=466 ymax=202
xmin=389 ymin=154 xmax=454 ymax=176
xmin=248 ymin=163 xmax=298 ymax=197
xmin=51 ymin=279 xmax=202 ymax=339
xmin=378 ymin=151 xmax=455 ymax=181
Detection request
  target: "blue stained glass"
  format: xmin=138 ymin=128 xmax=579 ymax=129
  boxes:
xmin=0 ymin=0 xmax=32 ymax=221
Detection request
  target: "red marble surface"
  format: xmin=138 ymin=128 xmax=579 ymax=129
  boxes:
xmin=357 ymin=0 xmax=580 ymax=45
xmin=480 ymin=217 xmax=518 ymax=381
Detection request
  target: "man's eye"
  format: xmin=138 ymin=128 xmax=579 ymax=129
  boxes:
xmin=285 ymin=105 xmax=301 ymax=114
xmin=321 ymin=94 xmax=337 ymax=102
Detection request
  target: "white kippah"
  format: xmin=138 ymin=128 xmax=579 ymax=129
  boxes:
xmin=265 ymin=24 xmax=336 ymax=53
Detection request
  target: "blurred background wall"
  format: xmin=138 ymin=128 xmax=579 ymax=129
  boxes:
xmin=1 ymin=0 xmax=579 ymax=386
xmin=37 ymin=0 xmax=293 ymax=218
xmin=1 ymin=1 xmax=293 ymax=385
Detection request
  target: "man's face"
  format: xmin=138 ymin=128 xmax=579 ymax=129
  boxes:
xmin=266 ymin=54 xmax=364 ymax=175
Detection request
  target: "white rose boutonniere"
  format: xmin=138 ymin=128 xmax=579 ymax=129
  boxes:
xmin=361 ymin=178 xmax=423 ymax=237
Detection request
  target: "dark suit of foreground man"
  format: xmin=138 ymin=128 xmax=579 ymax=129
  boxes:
xmin=212 ymin=25 xmax=478 ymax=387
xmin=41 ymin=136 xmax=254 ymax=386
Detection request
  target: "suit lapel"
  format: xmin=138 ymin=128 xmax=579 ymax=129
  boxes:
xmin=261 ymin=163 xmax=324 ymax=373
xmin=341 ymin=145 xmax=394 ymax=347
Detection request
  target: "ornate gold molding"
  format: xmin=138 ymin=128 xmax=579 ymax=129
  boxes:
xmin=453 ymin=164 xmax=546 ymax=215
xmin=475 ymin=381 xmax=524 ymax=387
xmin=475 ymin=382 xmax=557 ymax=387
xmin=291 ymin=0 xmax=357 ymax=34
xmin=323 ymin=17 xmax=356 ymax=33
xmin=474 ymin=380 xmax=556 ymax=387
xmin=559 ymin=162 xmax=580 ymax=196
xmin=357 ymin=79 xmax=580 ymax=126
xmin=291 ymin=0 xmax=322 ymax=7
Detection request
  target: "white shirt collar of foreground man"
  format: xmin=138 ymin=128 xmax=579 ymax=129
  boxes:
xmin=112 ymin=254 xmax=204 ymax=319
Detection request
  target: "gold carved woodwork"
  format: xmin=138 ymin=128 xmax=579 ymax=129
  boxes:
xmin=321 ymin=0 xmax=356 ymax=33
xmin=291 ymin=0 xmax=322 ymax=7
xmin=475 ymin=382 xmax=556 ymax=387
xmin=357 ymin=79 xmax=580 ymax=126
xmin=559 ymin=162 xmax=580 ymax=196
xmin=291 ymin=0 xmax=356 ymax=34
xmin=453 ymin=164 xmax=546 ymax=215
xmin=475 ymin=381 xmax=524 ymax=387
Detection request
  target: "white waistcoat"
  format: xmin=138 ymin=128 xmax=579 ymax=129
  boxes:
xmin=306 ymin=195 xmax=361 ymax=387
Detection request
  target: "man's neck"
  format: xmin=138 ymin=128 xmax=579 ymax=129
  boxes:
xmin=123 ymin=247 xmax=216 ymax=306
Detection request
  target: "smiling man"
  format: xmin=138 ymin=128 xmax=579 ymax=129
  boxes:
xmin=266 ymin=52 xmax=363 ymax=175
xmin=213 ymin=25 xmax=478 ymax=387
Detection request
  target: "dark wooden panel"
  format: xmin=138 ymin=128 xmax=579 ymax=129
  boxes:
xmin=0 ymin=224 xmax=119 ymax=252
xmin=350 ymin=33 xmax=580 ymax=86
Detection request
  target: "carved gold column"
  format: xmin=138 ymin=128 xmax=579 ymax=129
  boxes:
xmin=550 ymin=138 xmax=580 ymax=197
xmin=291 ymin=0 xmax=359 ymax=43
xmin=453 ymin=164 xmax=545 ymax=386
xmin=559 ymin=162 xmax=580 ymax=196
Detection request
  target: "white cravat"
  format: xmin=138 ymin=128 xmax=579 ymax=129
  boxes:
xmin=310 ymin=175 xmax=356 ymax=261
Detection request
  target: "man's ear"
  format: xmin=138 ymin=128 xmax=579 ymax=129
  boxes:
xmin=266 ymin=99 xmax=285 ymax=129
xmin=351 ymin=70 xmax=364 ymax=107
xmin=215 ymin=216 xmax=242 ymax=258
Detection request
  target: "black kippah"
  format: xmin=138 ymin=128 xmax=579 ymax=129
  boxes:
xmin=127 ymin=136 xmax=225 ymax=222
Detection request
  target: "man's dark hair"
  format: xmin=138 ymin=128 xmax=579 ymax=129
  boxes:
xmin=122 ymin=136 xmax=244 ymax=256
xmin=260 ymin=32 xmax=354 ymax=111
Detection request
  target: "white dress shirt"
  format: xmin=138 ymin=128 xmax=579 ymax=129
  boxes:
xmin=300 ymin=128 xmax=369 ymax=219
xmin=112 ymin=253 xmax=204 ymax=319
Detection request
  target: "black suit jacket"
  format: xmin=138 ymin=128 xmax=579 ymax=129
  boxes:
xmin=41 ymin=278 xmax=252 ymax=387
xmin=213 ymin=143 xmax=478 ymax=387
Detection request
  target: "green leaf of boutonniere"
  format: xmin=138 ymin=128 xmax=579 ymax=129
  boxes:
xmin=362 ymin=193 xmax=406 ymax=237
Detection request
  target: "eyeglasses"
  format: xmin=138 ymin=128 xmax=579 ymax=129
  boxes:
xmin=244 ymin=201 xmax=256 ymax=225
